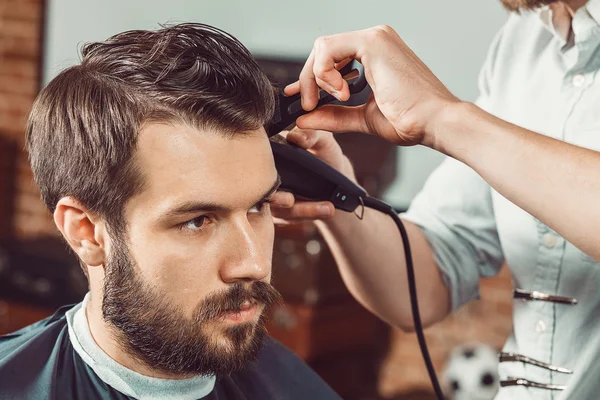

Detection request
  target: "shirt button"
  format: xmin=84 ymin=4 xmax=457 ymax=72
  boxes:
xmin=572 ymin=74 xmax=585 ymax=87
xmin=535 ymin=319 xmax=547 ymax=333
xmin=543 ymin=233 xmax=557 ymax=249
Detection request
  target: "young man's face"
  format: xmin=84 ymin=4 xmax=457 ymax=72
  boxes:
xmin=99 ymin=122 xmax=282 ymax=377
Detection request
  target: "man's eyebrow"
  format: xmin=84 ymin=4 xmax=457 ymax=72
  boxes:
xmin=257 ymin=175 xmax=282 ymax=205
xmin=158 ymin=175 xmax=281 ymax=222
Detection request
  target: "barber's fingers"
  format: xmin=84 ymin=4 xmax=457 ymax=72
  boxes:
xmin=271 ymin=191 xmax=295 ymax=209
xmin=297 ymin=49 xmax=350 ymax=110
xmin=296 ymin=49 xmax=319 ymax=111
xmin=286 ymin=129 xmax=335 ymax=151
xmin=290 ymin=30 xmax=369 ymax=111
xmin=296 ymin=94 xmax=398 ymax=142
xmin=271 ymin=200 xmax=334 ymax=223
xmin=284 ymin=59 xmax=353 ymax=97
xmin=295 ymin=105 xmax=368 ymax=134
xmin=318 ymin=58 xmax=354 ymax=99
xmin=284 ymin=128 xmax=349 ymax=173
xmin=312 ymin=37 xmax=356 ymax=99
xmin=284 ymin=81 xmax=300 ymax=96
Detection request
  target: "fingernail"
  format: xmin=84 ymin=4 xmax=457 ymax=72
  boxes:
xmin=318 ymin=205 xmax=332 ymax=216
xmin=332 ymin=91 xmax=343 ymax=101
xmin=288 ymin=131 xmax=306 ymax=143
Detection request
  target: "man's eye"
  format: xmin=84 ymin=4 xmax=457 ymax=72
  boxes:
xmin=249 ymin=199 xmax=273 ymax=214
xmin=181 ymin=216 xmax=208 ymax=231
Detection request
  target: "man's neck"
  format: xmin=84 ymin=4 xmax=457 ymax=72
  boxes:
xmin=86 ymin=295 xmax=192 ymax=380
xmin=564 ymin=0 xmax=588 ymax=12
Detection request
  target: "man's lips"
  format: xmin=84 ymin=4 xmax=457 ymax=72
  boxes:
xmin=219 ymin=300 xmax=259 ymax=324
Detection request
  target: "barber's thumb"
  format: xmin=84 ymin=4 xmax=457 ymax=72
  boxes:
xmin=296 ymin=105 xmax=365 ymax=134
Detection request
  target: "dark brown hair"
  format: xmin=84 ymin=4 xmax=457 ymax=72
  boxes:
xmin=26 ymin=23 xmax=275 ymax=233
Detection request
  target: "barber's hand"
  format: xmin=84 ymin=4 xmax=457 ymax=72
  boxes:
xmin=271 ymin=128 xmax=356 ymax=225
xmin=285 ymin=25 xmax=459 ymax=149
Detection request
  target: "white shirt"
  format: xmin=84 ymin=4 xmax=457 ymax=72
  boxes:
xmin=403 ymin=1 xmax=600 ymax=399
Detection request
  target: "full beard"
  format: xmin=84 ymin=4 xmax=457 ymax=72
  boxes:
xmin=101 ymin=235 xmax=282 ymax=378
xmin=500 ymin=0 xmax=558 ymax=11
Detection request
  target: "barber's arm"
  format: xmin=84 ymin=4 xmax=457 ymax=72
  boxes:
xmin=286 ymin=25 xmax=600 ymax=264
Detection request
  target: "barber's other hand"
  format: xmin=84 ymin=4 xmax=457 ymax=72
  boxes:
xmin=285 ymin=25 xmax=459 ymax=149
xmin=270 ymin=129 xmax=356 ymax=225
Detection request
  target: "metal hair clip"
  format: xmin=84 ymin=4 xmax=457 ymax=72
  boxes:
xmin=499 ymin=352 xmax=571 ymax=392
xmin=501 ymin=377 xmax=566 ymax=391
xmin=514 ymin=288 xmax=578 ymax=305
xmin=499 ymin=352 xmax=573 ymax=374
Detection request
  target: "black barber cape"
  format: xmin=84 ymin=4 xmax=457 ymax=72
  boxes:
xmin=0 ymin=305 xmax=341 ymax=400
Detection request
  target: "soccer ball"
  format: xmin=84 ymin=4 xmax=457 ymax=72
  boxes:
xmin=441 ymin=343 xmax=500 ymax=400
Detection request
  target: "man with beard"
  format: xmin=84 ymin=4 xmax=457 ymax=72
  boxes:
xmin=272 ymin=0 xmax=600 ymax=399
xmin=0 ymin=23 xmax=340 ymax=400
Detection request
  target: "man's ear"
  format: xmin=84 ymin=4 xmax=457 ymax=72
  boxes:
xmin=53 ymin=197 xmax=108 ymax=268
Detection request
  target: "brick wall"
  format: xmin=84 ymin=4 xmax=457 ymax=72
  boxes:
xmin=0 ymin=0 xmax=57 ymax=241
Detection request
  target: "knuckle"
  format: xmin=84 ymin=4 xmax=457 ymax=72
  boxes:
xmin=375 ymin=24 xmax=394 ymax=34
xmin=314 ymin=36 xmax=331 ymax=52
xmin=370 ymin=25 xmax=393 ymax=41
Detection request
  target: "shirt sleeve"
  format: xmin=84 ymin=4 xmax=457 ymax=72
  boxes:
xmin=400 ymin=24 xmax=507 ymax=312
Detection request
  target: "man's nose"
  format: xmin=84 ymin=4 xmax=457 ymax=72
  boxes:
xmin=219 ymin=218 xmax=270 ymax=284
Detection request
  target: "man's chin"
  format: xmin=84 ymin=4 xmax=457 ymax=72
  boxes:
xmin=194 ymin=324 xmax=267 ymax=377
xmin=142 ymin=326 xmax=267 ymax=378
xmin=223 ymin=319 xmax=266 ymax=349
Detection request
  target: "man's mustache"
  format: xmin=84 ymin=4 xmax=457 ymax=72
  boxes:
xmin=196 ymin=281 xmax=283 ymax=322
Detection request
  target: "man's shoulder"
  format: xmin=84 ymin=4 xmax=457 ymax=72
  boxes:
xmin=217 ymin=336 xmax=341 ymax=400
xmin=0 ymin=303 xmax=125 ymax=400
xmin=0 ymin=303 xmax=73 ymax=352
xmin=0 ymin=304 xmax=79 ymax=398
xmin=491 ymin=10 xmax=554 ymax=61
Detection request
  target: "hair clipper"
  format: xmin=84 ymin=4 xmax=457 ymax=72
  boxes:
xmin=266 ymin=60 xmax=369 ymax=213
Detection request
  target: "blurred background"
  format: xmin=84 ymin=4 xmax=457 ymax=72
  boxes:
xmin=0 ymin=1 xmax=513 ymax=398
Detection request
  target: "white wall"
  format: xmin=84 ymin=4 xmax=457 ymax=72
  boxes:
xmin=44 ymin=0 xmax=508 ymax=208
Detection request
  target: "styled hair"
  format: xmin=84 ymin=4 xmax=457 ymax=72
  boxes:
xmin=26 ymin=23 xmax=275 ymax=232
